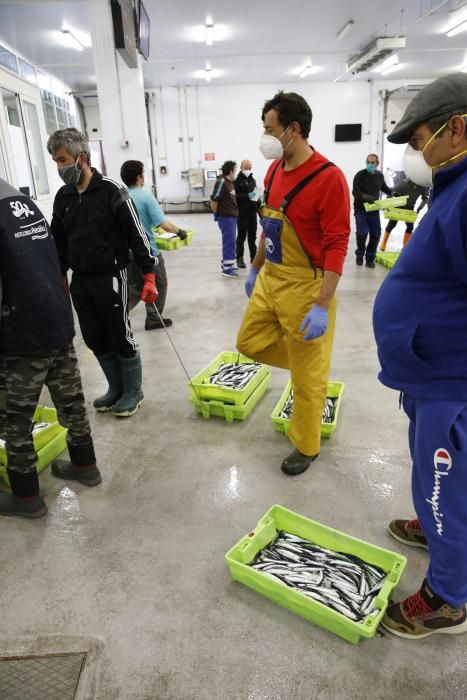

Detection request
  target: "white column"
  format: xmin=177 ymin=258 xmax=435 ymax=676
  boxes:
xmin=86 ymin=0 xmax=150 ymax=181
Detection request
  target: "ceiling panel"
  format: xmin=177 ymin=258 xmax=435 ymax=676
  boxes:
xmin=0 ymin=0 xmax=466 ymax=90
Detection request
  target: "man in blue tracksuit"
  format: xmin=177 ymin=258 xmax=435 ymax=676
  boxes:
xmin=373 ymin=73 xmax=467 ymax=639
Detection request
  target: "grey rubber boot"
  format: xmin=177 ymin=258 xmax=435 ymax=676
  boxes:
xmin=93 ymin=352 xmax=123 ymax=412
xmin=112 ymin=353 xmax=144 ymax=417
xmin=52 ymin=438 xmax=102 ymax=486
xmin=0 ymin=469 xmax=47 ymax=518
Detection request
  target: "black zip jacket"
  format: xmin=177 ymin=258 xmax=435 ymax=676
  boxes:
xmin=0 ymin=178 xmax=74 ymax=355
xmin=234 ymin=172 xmax=257 ymax=211
xmin=393 ymin=179 xmax=430 ymax=211
xmin=352 ymin=169 xmax=392 ymax=212
xmin=51 ymin=168 xmax=155 ymax=275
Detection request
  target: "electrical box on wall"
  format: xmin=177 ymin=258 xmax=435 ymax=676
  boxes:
xmin=160 ymin=165 xmax=167 ymax=175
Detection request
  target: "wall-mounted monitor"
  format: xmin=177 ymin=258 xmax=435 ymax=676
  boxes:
xmin=205 ymin=170 xmax=218 ymax=180
xmin=335 ymin=124 xmax=362 ymax=142
xmin=137 ymin=0 xmax=150 ymax=60
xmin=111 ymin=0 xmax=138 ymax=69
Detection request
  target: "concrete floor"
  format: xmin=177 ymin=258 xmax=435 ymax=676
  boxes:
xmin=1 ymin=213 xmax=466 ymax=700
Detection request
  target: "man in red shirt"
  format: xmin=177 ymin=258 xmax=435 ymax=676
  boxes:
xmin=237 ymin=91 xmax=350 ymax=475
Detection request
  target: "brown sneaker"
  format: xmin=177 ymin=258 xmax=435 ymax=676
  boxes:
xmin=388 ymin=518 xmax=428 ymax=549
xmin=382 ymin=580 xmax=467 ymax=639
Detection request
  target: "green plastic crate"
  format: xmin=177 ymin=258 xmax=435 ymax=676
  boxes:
xmin=0 ymin=405 xmax=64 ymax=461
xmin=0 ymin=428 xmax=68 ymax=489
xmin=189 ymin=351 xmax=271 ymax=406
xmin=191 ymin=372 xmax=270 ymax=422
xmin=225 ymin=504 xmax=407 ymax=644
xmin=270 ymin=380 xmax=344 ymax=439
xmin=153 ymin=233 xmax=182 ymax=250
xmin=384 ymin=208 xmax=418 ymax=223
xmin=179 ymin=229 xmax=194 ymax=247
xmin=364 ymin=195 xmax=408 ymax=212
xmin=375 ymin=251 xmax=400 ymax=269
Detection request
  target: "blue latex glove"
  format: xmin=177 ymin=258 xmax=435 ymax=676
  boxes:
xmin=245 ymin=267 xmax=259 ymax=297
xmin=300 ymin=304 xmax=328 ymax=340
xmin=248 ymin=191 xmax=256 ymax=200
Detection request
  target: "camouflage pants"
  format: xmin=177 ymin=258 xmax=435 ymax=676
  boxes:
xmin=0 ymin=343 xmax=91 ymax=474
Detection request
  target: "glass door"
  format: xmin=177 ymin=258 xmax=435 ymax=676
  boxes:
xmin=0 ymin=86 xmax=35 ymax=197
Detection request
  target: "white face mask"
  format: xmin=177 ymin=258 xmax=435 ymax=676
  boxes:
xmin=241 ymin=169 xmax=251 ymax=177
xmin=403 ymin=145 xmax=433 ymax=187
xmin=259 ymin=128 xmax=294 ymax=160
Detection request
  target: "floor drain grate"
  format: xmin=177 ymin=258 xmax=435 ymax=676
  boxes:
xmin=0 ymin=652 xmax=86 ymax=700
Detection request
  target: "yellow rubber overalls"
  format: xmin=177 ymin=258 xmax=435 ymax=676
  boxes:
xmin=237 ymin=161 xmax=337 ymax=456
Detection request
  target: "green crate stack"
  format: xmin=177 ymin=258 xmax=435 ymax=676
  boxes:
xmin=189 ymin=351 xmax=271 ymax=422
xmin=0 ymin=405 xmax=68 ymax=488
xmin=225 ymin=504 xmax=407 ymax=644
xmin=270 ymin=380 xmax=344 ymax=438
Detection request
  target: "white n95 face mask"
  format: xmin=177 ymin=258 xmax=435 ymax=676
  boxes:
xmin=259 ymin=134 xmax=284 ymax=160
xmin=403 ymin=145 xmax=433 ymax=187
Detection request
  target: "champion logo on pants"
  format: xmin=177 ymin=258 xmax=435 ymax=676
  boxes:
xmin=426 ymin=448 xmax=452 ymax=537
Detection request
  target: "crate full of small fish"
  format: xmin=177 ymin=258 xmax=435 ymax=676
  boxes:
xmin=189 ymin=351 xmax=271 ymax=406
xmin=191 ymin=371 xmax=271 ymax=422
xmin=271 ymin=380 xmax=344 ymax=439
xmin=225 ymin=505 xmax=407 ymax=644
xmin=0 ymin=405 xmax=68 ymax=488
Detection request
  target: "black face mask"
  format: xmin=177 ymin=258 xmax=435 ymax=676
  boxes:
xmin=58 ymin=156 xmax=84 ymax=187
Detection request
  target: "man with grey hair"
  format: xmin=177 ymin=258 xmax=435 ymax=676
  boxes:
xmin=234 ymin=159 xmax=258 ymax=268
xmin=47 ymin=128 xmax=157 ymax=417
xmin=373 ymin=73 xmax=467 ymax=639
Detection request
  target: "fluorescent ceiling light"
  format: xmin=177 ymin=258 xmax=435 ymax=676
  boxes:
xmin=57 ymin=29 xmax=84 ymax=51
xmin=346 ymin=36 xmax=406 ymax=73
xmin=375 ymin=53 xmax=399 ymax=73
xmin=336 ymin=19 xmax=354 ymax=40
xmin=381 ymin=62 xmax=403 ymax=76
xmin=447 ymin=19 xmax=467 ymax=37
xmin=204 ymin=63 xmax=212 ymax=81
xmin=205 ymin=17 xmax=214 ymax=46
xmin=300 ymin=57 xmax=312 ymax=78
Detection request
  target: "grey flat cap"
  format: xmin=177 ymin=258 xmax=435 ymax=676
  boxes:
xmin=388 ymin=73 xmax=467 ymax=144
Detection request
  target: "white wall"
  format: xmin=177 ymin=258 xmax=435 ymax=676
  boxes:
xmin=147 ymin=80 xmax=424 ymax=202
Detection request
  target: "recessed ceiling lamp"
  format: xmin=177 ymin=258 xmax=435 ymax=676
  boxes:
xmin=336 ymin=19 xmax=354 ymax=40
xmin=205 ymin=17 xmax=214 ymax=46
xmin=57 ymin=29 xmax=84 ymax=51
xmin=300 ymin=57 xmax=314 ymax=78
xmin=447 ymin=19 xmax=467 ymax=37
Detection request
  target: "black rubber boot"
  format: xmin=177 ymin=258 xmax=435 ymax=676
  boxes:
xmin=281 ymin=448 xmax=319 ymax=476
xmin=0 ymin=469 xmax=47 ymax=518
xmin=112 ymin=353 xmax=144 ymax=417
xmin=93 ymin=352 xmax=123 ymax=412
xmin=52 ymin=438 xmax=102 ymax=486
xmin=237 ymin=258 xmax=246 ymax=269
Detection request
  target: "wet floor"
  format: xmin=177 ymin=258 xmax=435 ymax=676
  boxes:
xmin=1 ymin=214 xmax=466 ymax=699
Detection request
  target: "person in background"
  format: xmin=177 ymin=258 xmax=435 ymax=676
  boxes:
xmin=47 ymin=128 xmax=157 ymax=418
xmin=120 ymin=160 xmax=187 ymax=330
xmin=352 ymin=154 xmax=393 ymax=267
xmin=234 ymin=159 xmax=258 ymax=268
xmin=373 ymin=73 xmax=467 ymax=639
xmin=211 ymin=160 xmax=239 ymax=277
xmin=0 ymin=178 xmax=101 ymax=519
xmin=379 ymin=178 xmax=430 ymax=250
xmin=237 ymin=91 xmax=350 ymax=476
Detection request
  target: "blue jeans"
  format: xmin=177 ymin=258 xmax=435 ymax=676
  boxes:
xmin=355 ymin=210 xmax=381 ymax=261
xmin=403 ymin=394 xmax=467 ymax=607
xmin=217 ymin=215 xmax=237 ymax=272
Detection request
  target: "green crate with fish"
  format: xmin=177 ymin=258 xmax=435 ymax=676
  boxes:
xmin=384 ymin=208 xmax=418 ymax=223
xmin=191 ymin=371 xmax=271 ymax=422
xmin=0 ymin=406 xmax=67 ymax=488
xmin=152 ymin=227 xmax=195 ymax=249
xmin=271 ymin=380 xmax=344 ymax=438
xmin=375 ymin=251 xmax=400 ymax=269
xmin=189 ymin=351 xmax=271 ymax=406
xmin=364 ymin=195 xmax=408 ymax=212
xmin=225 ymin=504 xmax=407 ymax=644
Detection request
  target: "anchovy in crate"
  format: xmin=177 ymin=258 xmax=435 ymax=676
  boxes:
xmin=279 ymin=391 xmax=337 ymax=424
xmin=250 ymin=531 xmax=386 ymax=622
xmin=205 ymin=362 xmax=262 ymax=391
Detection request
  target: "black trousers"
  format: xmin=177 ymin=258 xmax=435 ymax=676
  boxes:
xmin=128 ymin=253 xmax=167 ymax=321
xmin=70 ymin=271 xmax=138 ymax=358
xmin=236 ymin=206 xmax=257 ymax=262
xmin=385 ymin=218 xmax=415 ymax=233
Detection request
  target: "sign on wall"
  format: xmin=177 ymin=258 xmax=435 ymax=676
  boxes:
xmin=204 ymin=152 xmax=215 ymax=161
